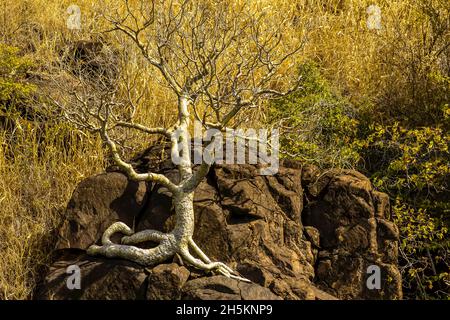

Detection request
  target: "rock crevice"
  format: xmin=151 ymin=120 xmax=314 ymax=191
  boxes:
xmin=36 ymin=147 xmax=402 ymax=300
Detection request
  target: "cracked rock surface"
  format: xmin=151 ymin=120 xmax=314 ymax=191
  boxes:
xmin=35 ymin=146 xmax=402 ymax=300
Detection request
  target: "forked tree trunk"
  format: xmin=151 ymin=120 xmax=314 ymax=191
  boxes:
xmin=86 ymin=95 xmax=249 ymax=281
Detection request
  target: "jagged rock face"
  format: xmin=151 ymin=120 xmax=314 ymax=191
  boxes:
xmin=294 ymin=162 xmax=401 ymax=299
xmin=297 ymin=164 xmax=402 ymax=299
xmin=56 ymin=172 xmax=148 ymax=250
xmin=36 ymin=147 xmax=402 ymax=300
xmin=35 ymin=252 xmax=277 ymax=300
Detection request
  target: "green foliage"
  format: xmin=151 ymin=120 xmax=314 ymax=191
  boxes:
xmin=360 ymin=122 xmax=450 ymax=197
xmin=0 ymin=44 xmax=36 ymax=115
xmin=358 ymin=118 xmax=450 ymax=299
xmin=394 ymin=201 xmax=447 ymax=246
xmin=268 ymin=63 xmax=360 ymax=168
xmin=392 ymin=201 xmax=449 ymax=299
xmin=271 ymin=63 xmax=450 ymax=299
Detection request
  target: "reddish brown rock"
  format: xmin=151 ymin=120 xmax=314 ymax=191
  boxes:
xmin=35 ymin=251 xmax=148 ymax=300
xmin=56 ymin=172 xmax=147 ymax=250
xmin=146 ymin=263 xmax=190 ymax=300
xmin=181 ymin=276 xmax=281 ymax=300
xmin=298 ymin=167 xmax=402 ymax=299
xmin=38 ymin=145 xmax=402 ymax=300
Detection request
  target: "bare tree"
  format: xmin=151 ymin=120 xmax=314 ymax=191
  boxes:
xmin=56 ymin=0 xmax=306 ymax=281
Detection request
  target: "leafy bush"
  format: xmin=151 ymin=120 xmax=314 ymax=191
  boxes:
xmin=392 ymin=201 xmax=448 ymax=299
xmin=268 ymin=63 xmax=360 ymax=168
xmin=0 ymin=44 xmax=36 ymax=114
xmin=360 ymin=122 xmax=450 ymax=197
xmin=270 ymin=63 xmax=450 ymax=299
xmin=358 ymin=119 xmax=450 ymax=299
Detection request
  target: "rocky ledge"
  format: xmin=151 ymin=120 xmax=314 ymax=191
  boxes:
xmin=35 ymin=145 xmax=402 ymax=300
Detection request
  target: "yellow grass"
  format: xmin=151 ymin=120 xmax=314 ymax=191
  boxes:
xmin=0 ymin=125 xmax=104 ymax=299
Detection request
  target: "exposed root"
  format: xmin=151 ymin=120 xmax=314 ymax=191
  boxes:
xmin=87 ymin=222 xmax=250 ymax=282
xmin=182 ymin=244 xmax=251 ymax=282
xmin=189 ymin=238 xmax=212 ymax=263
xmin=187 ymin=238 xmax=251 ymax=282
xmin=121 ymin=229 xmax=166 ymax=245
xmin=101 ymin=222 xmax=133 ymax=245
xmin=87 ymin=222 xmax=175 ymax=266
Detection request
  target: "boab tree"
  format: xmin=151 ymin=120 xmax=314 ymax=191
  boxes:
xmin=58 ymin=0 xmax=306 ymax=281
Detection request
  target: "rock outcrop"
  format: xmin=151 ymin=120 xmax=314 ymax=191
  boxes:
xmin=35 ymin=146 xmax=402 ymax=300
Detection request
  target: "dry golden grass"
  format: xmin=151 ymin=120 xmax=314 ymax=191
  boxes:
xmin=0 ymin=0 xmax=447 ymax=299
xmin=0 ymin=126 xmax=104 ymax=299
xmin=0 ymin=0 xmax=180 ymax=299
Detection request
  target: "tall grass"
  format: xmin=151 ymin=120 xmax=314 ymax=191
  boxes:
xmin=0 ymin=125 xmax=104 ymax=299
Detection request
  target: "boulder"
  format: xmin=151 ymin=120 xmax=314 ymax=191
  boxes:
xmin=36 ymin=146 xmax=402 ymax=300
xmin=182 ymin=276 xmax=281 ymax=300
xmin=147 ymin=263 xmax=190 ymax=300
xmin=35 ymin=251 xmax=148 ymax=300
xmin=56 ymin=172 xmax=148 ymax=250
xmin=35 ymin=255 xmax=277 ymax=300
xmin=298 ymin=167 xmax=402 ymax=299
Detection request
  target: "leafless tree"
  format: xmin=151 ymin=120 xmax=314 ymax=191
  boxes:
xmin=56 ymin=0 xmax=306 ymax=281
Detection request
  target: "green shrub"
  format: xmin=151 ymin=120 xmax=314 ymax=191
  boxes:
xmin=0 ymin=44 xmax=36 ymax=112
xmin=271 ymin=63 xmax=450 ymax=299
xmin=358 ymin=119 xmax=450 ymax=299
xmin=267 ymin=63 xmax=360 ymax=168
xmin=392 ymin=201 xmax=449 ymax=299
xmin=360 ymin=122 xmax=449 ymax=198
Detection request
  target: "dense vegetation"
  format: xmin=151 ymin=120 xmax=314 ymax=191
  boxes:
xmin=0 ymin=0 xmax=448 ymax=299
